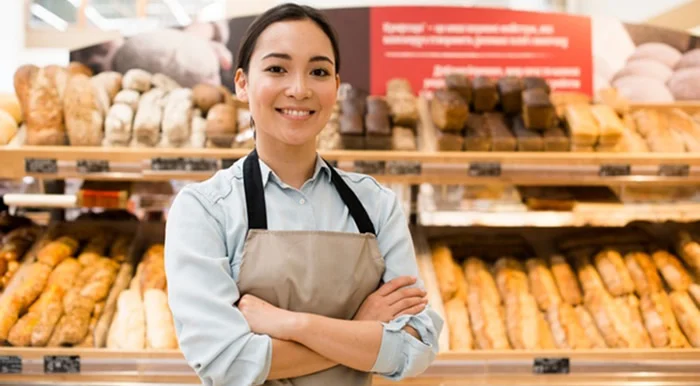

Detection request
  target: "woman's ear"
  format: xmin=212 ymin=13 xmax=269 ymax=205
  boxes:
xmin=335 ymin=74 xmax=341 ymax=90
xmin=234 ymin=68 xmax=248 ymax=102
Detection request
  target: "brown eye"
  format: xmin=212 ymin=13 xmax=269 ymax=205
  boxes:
xmin=265 ymin=66 xmax=286 ymax=73
xmin=311 ymin=68 xmax=330 ymax=77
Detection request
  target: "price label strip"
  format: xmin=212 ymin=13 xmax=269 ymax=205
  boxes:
xmin=658 ymin=164 xmax=690 ymax=177
xmin=387 ymin=161 xmax=422 ymax=176
xmin=533 ymin=357 xmax=569 ymax=374
xmin=151 ymin=158 xmax=218 ymax=172
xmin=76 ymin=159 xmax=110 ymax=173
xmin=469 ymin=162 xmax=501 ymax=177
xmin=599 ymin=164 xmax=631 ymax=177
xmin=44 ymin=355 xmax=80 ymax=374
xmin=25 ymin=158 xmax=58 ymax=174
xmin=183 ymin=158 xmax=218 ymax=172
xmin=0 ymin=356 xmax=21 ymax=374
xmin=353 ymin=161 xmax=386 ymax=175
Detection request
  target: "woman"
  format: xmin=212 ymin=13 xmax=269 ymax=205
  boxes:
xmin=164 ymin=4 xmax=443 ymax=385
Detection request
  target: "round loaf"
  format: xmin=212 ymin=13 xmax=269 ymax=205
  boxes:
xmin=25 ymin=67 xmax=66 ymax=145
xmin=675 ymin=49 xmax=700 ymax=70
xmin=64 ymin=74 xmax=105 ymax=146
xmin=206 ymin=103 xmax=237 ymax=135
xmin=68 ymin=62 xmax=93 ymax=77
xmin=122 ymin=69 xmax=152 ymax=92
xmin=667 ymin=67 xmax=700 ymax=100
xmin=628 ymin=42 xmax=681 ymax=69
xmin=0 ymin=93 xmax=22 ymax=124
xmin=13 ymin=64 xmax=38 ymax=117
xmin=152 ymin=73 xmax=180 ymax=92
xmin=192 ymin=84 xmax=223 ymax=113
xmin=113 ymin=89 xmax=140 ymax=111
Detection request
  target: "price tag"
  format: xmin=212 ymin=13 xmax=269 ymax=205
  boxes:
xmin=353 ymin=161 xmax=386 ymax=175
xmin=183 ymin=158 xmax=218 ymax=172
xmin=151 ymin=157 xmax=183 ymax=171
xmin=25 ymin=158 xmax=58 ymax=174
xmin=387 ymin=161 xmax=421 ymax=175
xmin=658 ymin=164 xmax=689 ymax=177
xmin=44 ymin=355 xmax=80 ymax=374
xmin=533 ymin=357 xmax=569 ymax=374
xmin=599 ymin=164 xmax=631 ymax=177
xmin=0 ymin=356 xmax=21 ymax=374
xmin=469 ymin=162 xmax=501 ymax=177
xmin=221 ymin=158 xmax=239 ymax=169
xmin=76 ymin=159 xmax=110 ymax=173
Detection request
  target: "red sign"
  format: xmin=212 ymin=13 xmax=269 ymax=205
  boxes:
xmin=369 ymin=6 xmax=592 ymax=96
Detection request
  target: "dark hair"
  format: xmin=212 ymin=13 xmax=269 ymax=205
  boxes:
xmin=236 ymin=3 xmax=340 ymax=75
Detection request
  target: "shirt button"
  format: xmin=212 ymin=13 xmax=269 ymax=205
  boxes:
xmin=299 ymin=198 xmax=306 ymax=205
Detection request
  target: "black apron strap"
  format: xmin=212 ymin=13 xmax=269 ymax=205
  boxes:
xmin=243 ymin=149 xmax=268 ymax=230
xmin=324 ymin=159 xmax=376 ymax=236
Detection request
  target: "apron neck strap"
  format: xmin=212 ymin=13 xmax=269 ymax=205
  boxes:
xmin=242 ymin=149 xmax=376 ymax=236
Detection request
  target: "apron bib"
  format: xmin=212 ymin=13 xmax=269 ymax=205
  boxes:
xmin=237 ymin=150 xmax=385 ymax=386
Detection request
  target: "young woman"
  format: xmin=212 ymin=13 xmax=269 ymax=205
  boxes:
xmin=164 ymin=4 xmax=443 ymax=385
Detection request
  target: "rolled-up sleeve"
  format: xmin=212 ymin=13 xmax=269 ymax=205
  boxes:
xmin=165 ymin=187 xmax=272 ymax=386
xmin=370 ymin=188 xmax=444 ymax=379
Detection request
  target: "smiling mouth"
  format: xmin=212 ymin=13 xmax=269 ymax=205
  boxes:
xmin=275 ymin=108 xmax=316 ymax=118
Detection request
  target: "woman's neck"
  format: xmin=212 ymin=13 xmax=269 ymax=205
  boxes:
xmin=255 ymin=133 xmax=318 ymax=190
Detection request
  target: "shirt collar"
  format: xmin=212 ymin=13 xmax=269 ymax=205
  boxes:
xmin=250 ymin=153 xmax=331 ymax=188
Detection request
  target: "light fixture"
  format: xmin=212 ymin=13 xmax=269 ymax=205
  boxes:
xmin=30 ymin=3 xmax=68 ymax=31
xmin=162 ymin=0 xmax=192 ymax=26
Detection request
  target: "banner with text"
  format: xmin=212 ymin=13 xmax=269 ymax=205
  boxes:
xmin=370 ymin=7 xmax=593 ymax=95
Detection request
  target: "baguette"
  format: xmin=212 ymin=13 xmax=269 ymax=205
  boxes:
xmin=652 ymin=250 xmax=692 ymax=291
xmin=669 ymin=291 xmax=700 ymax=347
xmin=677 ymin=231 xmax=700 ymax=276
xmin=575 ymin=256 xmax=608 ymax=296
xmin=593 ymin=249 xmax=635 ymax=296
xmin=526 ymin=258 xmax=562 ymax=311
xmin=537 ymin=311 xmax=558 ymax=349
xmin=505 ymin=293 xmax=540 ymax=349
xmin=453 ymin=262 xmax=468 ymax=302
xmin=0 ymin=296 xmax=23 ymax=343
xmin=615 ymin=295 xmax=651 ymax=348
xmin=584 ymin=291 xmax=631 ymax=348
xmin=8 ymin=312 xmax=41 ymax=347
xmin=550 ymin=255 xmax=583 ymax=305
xmin=690 ymin=284 xmax=700 ymax=308
xmin=493 ymin=257 xmax=529 ymax=303
xmin=431 ymin=245 xmax=458 ymax=302
xmin=46 ymin=258 xmax=81 ymax=292
xmin=444 ymin=297 xmax=473 ymax=350
xmin=37 ymin=236 xmax=79 ymax=268
xmin=467 ymin=287 xmax=510 ymax=349
xmin=624 ymin=252 xmax=663 ymax=296
xmin=95 ymin=263 xmax=133 ymax=347
xmin=640 ymin=291 xmax=689 ymax=348
xmin=574 ymin=305 xmax=608 ymax=348
xmin=143 ymin=289 xmax=179 ymax=349
xmin=107 ymin=289 xmax=146 ymax=350
xmin=30 ymin=294 xmax=64 ymax=347
xmin=464 ymin=258 xmax=501 ymax=305
xmin=14 ymin=262 xmax=53 ymax=312
xmin=546 ymin=303 xmax=593 ymax=349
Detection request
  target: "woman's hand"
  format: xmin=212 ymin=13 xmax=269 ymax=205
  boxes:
xmin=238 ymin=294 xmax=300 ymax=341
xmin=353 ymin=276 xmax=428 ymax=323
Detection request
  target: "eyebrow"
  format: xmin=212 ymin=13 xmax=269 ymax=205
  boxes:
xmin=262 ymin=52 xmax=334 ymax=65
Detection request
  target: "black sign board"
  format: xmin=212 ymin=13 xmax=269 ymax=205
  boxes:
xmin=533 ymin=357 xmax=570 ymax=374
xmin=25 ymin=158 xmax=58 ymax=174
xmin=44 ymin=355 xmax=80 ymax=374
xmin=353 ymin=161 xmax=386 ymax=175
xmin=469 ymin=162 xmax=501 ymax=177
xmin=387 ymin=161 xmax=422 ymax=175
xmin=0 ymin=356 xmax=21 ymax=374
xmin=599 ymin=164 xmax=631 ymax=177
xmin=76 ymin=159 xmax=110 ymax=173
xmin=658 ymin=164 xmax=690 ymax=177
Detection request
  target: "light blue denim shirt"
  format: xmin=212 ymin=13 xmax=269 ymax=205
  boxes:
xmin=164 ymin=154 xmax=443 ymax=386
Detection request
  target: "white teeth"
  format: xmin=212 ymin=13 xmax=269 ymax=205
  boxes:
xmin=282 ymin=109 xmax=310 ymax=117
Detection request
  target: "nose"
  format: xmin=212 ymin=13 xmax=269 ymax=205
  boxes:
xmin=285 ymin=73 xmax=312 ymax=100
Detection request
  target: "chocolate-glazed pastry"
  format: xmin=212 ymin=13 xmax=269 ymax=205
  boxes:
xmin=472 ymin=76 xmax=499 ymax=113
xmin=523 ymin=77 xmax=551 ymax=94
xmin=483 ymin=112 xmax=516 ymax=151
xmin=435 ymin=130 xmax=464 ymax=151
xmin=522 ymin=89 xmax=556 ymax=130
xmin=431 ymin=89 xmax=468 ymax=131
xmin=464 ymin=114 xmax=490 ymax=151
xmin=512 ymin=116 xmax=543 ymax=151
xmin=445 ymin=74 xmax=472 ymax=104
xmin=498 ymin=76 xmax=523 ymax=115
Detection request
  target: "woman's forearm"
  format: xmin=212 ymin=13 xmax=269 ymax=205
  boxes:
xmin=288 ymin=314 xmax=384 ymax=372
xmin=268 ymin=338 xmax=337 ymax=380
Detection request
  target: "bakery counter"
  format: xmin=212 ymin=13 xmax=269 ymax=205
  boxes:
xmin=1 ymin=348 xmax=700 ymax=385
xmin=4 ymin=145 xmax=700 ymax=186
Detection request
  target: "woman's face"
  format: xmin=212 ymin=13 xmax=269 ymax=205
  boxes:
xmin=235 ymin=19 xmax=339 ymax=148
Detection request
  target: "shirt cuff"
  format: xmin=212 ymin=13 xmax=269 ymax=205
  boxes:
xmin=253 ymin=334 xmax=273 ymax=385
xmin=370 ymin=314 xmax=431 ymax=374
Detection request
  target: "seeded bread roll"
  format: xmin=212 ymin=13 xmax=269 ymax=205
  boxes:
xmin=431 ymin=89 xmax=469 ymax=131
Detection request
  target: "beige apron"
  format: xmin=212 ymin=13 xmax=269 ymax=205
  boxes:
xmin=236 ymin=149 xmax=386 ymax=386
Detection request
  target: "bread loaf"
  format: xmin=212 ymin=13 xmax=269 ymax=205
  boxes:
xmin=640 ymin=291 xmax=689 ymax=348
xmin=25 ymin=67 xmax=66 ymax=145
xmin=64 ymin=74 xmax=107 ymax=146
xmin=525 ymin=258 xmax=562 ymax=311
xmin=95 ymin=263 xmax=133 ymax=348
xmin=505 ymin=293 xmax=540 ymax=349
xmin=512 ymin=116 xmax=544 ymax=151
xmin=161 ymin=88 xmax=194 ymax=147
xmin=30 ymin=292 xmax=64 ymax=347
xmin=92 ymin=71 xmax=123 ymax=102
xmin=140 ymin=244 xmax=166 ymax=294
xmin=431 ymin=89 xmax=468 ymax=131
xmin=652 ymin=250 xmax=692 ymax=291
xmin=669 ymin=291 xmax=700 ymax=347
xmin=152 ymin=73 xmax=180 ymax=92
xmin=624 ymin=252 xmax=662 ymax=296
xmin=573 ymin=305 xmax=608 ymax=348
xmin=387 ymin=91 xmax=418 ymax=127
xmin=564 ymin=104 xmax=599 ymax=146
xmin=546 ymin=303 xmax=592 ymax=349
xmin=107 ymin=289 xmax=146 ymax=350
xmin=464 ymin=258 xmax=501 ymax=305
xmin=537 ymin=311 xmax=557 ymax=349
xmin=113 ymin=89 xmax=140 ymax=111
xmin=593 ymin=249 xmax=635 ymax=296
xmin=192 ymin=84 xmax=224 ymax=113
xmin=122 ymin=69 xmax=152 ymax=92
xmin=133 ymin=88 xmax=166 ymax=147
xmin=690 ymin=284 xmax=700 ymax=309
xmin=391 ymin=127 xmax=416 ymax=151
xmin=46 ymin=258 xmax=81 ymax=293
xmin=0 ymin=110 xmax=18 ymax=145
xmin=522 ymin=89 xmax=556 ymax=130
xmin=104 ymin=103 xmax=135 ymax=146
xmin=590 ymin=104 xmax=624 ymax=146
xmin=67 ymin=62 xmax=93 ymax=77
xmin=464 ymin=113 xmax=491 ymax=151
xmin=445 ymin=74 xmax=472 ymax=104
xmin=144 ymin=289 xmax=178 ymax=349
xmin=13 ymin=64 xmax=38 ymax=121
xmin=431 ymin=245 xmax=457 ymax=302
xmin=14 ymin=262 xmax=53 ymax=313
xmin=483 ymin=113 xmax=516 ymax=151
xmin=472 ymin=76 xmax=499 ymax=113
xmin=497 ymin=76 xmax=523 ymax=115
xmin=549 ymin=256 xmax=582 ymax=306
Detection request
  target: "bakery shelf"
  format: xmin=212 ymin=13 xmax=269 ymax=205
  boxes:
xmin=3 ymin=146 xmax=700 ymax=186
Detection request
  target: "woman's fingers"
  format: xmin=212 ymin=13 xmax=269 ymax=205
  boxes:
xmin=375 ymin=276 xmax=417 ymax=296
xmin=394 ymin=301 xmax=429 ymax=318
xmin=385 ymin=287 xmax=426 ymax=305
xmin=390 ymin=296 xmax=428 ymax=316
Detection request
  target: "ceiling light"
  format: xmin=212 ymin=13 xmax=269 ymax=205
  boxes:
xmin=162 ymin=0 xmax=192 ymax=25
xmin=30 ymin=3 xmax=68 ymax=31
